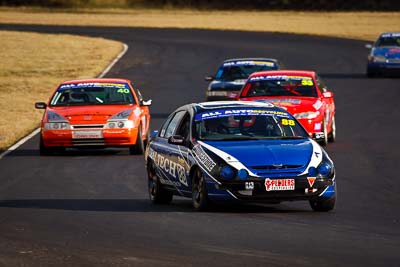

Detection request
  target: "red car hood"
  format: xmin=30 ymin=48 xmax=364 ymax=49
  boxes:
xmin=240 ymin=96 xmax=321 ymax=114
xmin=47 ymin=105 xmax=135 ymax=124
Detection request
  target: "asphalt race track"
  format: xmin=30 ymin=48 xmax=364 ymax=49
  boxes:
xmin=0 ymin=24 xmax=399 ymax=266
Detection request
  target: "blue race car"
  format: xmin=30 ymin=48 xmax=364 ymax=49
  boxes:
xmin=367 ymin=32 xmax=400 ymax=77
xmin=145 ymin=101 xmax=336 ymax=211
xmin=204 ymin=58 xmax=282 ymax=101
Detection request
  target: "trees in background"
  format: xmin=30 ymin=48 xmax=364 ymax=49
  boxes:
xmin=1 ymin=0 xmax=399 ymax=10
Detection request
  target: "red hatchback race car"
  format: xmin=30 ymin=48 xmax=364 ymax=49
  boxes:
xmin=35 ymin=78 xmax=152 ymax=155
xmin=238 ymin=70 xmax=336 ymax=146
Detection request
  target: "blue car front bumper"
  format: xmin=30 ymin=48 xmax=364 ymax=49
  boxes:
xmin=205 ymin=175 xmax=335 ymax=203
xmin=367 ymin=62 xmax=400 ymax=75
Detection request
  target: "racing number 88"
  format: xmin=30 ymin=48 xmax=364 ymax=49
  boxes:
xmin=282 ymin=119 xmax=295 ymax=126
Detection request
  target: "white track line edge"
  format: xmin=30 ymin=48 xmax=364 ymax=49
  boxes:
xmin=0 ymin=43 xmax=129 ymax=160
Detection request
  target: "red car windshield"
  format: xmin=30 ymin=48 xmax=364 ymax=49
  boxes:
xmin=50 ymin=82 xmax=135 ymax=106
xmin=242 ymin=76 xmax=318 ymax=98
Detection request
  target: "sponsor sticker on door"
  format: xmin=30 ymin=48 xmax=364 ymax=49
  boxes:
xmin=265 ymin=178 xmax=295 ymax=191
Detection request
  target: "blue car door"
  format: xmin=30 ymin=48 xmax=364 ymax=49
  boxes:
xmin=167 ymin=112 xmax=192 ymax=195
xmin=152 ymin=110 xmax=187 ymax=191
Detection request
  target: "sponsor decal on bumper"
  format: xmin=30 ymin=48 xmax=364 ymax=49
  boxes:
xmin=307 ymin=177 xmax=316 ymax=187
xmin=265 ymin=178 xmax=295 ymax=191
xmin=72 ymin=130 xmax=103 ymax=139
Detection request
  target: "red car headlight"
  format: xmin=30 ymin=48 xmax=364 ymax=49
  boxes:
xmin=104 ymin=108 xmax=135 ymax=129
xmin=44 ymin=111 xmax=71 ymax=130
xmin=293 ymin=111 xmax=320 ymax=120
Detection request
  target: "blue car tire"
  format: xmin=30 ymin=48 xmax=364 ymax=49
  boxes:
xmin=309 ymin=185 xmax=336 ymax=212
xmin=147 ymin=161 xmax=173 ymax=204
xmin=192 ymin=168 xmax=209 ymax=211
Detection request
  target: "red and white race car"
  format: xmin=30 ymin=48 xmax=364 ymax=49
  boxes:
xmin=237 ymin=70 xmax=336 ymax=145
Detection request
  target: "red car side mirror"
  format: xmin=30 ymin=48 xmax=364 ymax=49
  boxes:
xmin=323 ymin=91 xmax=334 ymax=98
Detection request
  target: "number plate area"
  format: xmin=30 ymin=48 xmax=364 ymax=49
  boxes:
xmin=264 ymin=178 xmax=295 ymax=191
xmin=73 ymin=130 xmax=103 ymax=139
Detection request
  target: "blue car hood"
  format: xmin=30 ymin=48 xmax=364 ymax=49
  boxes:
xmin=373 ymin=47 xmax=400 ymax=59
xmin=202 ymin=139 xmax=313 ymax=168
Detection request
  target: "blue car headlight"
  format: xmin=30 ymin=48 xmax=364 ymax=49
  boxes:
xmin=308 ymin=162 xmax=333 ymax=177
xmin=318 ymin=162 xmax=332 ymax=176
xmin=308 ymin=166 xmax=318 ymax=177
xmin=221 ymin=166 xmax=235 ymax=180
xmin=372 ymin=55 xmax=386 ymax=63
xmin=238 ymin=169 xmax=248 ymax=180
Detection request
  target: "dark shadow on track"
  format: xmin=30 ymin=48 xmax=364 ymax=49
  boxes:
xmin=0 ymin=198 xmax=311 ymax=214
xmin=319 ymin=73 xmax=368 ymax=79
xmin=319 ymin=73 xmax=400 ymax=79
xmin=150 ymin=113 xmax=171 ymax=119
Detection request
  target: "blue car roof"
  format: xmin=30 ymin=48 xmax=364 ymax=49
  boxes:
xmin=380 ymin=32 xmax=400 ymax=38
xmin=223 ymin=58 xmax=279 ymax=63
xmin=193 ymin=101 xmax=287 ymax=114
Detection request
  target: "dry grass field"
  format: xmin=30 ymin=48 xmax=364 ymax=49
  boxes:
xmin=0 ymin=8 xmax=399 ymax=150
xmin=1 ymin=8 xmax=400 ymax=40
xmin=0 ymin=31 xmax=123 ymax=150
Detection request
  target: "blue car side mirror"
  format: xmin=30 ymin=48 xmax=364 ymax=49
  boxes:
xmin=150 ymin=130 xmax=158 ymax=138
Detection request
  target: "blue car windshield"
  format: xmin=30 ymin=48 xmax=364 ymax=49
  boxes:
xmin=215 ymin=61 xmax=278 ymax=81
xmin=194 ymin=109 xmax=308 ymax=141
xmin=376 ymin=36 xmax=400 ymax=47
xmin=50 ymin=82 xmax=135 ymax=106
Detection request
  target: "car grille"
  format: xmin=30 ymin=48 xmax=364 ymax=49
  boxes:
xmin=249 ymin=164 xmax=305 ymax=176
xmin=73 ymin=124 xmax=104 ymax=129
xmin=387 ymin=59 xmax=400 ymax=64
xmin=251 ymin=164 xmax=303 ymax=170
xmin=72 ymin=138 xmax=105 ymax=146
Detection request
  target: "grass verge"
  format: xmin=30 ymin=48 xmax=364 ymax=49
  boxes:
xmin=0 ymin=8 xmax=400 ymax=41
xmin=0 ymin=31 xmax=123 ymax=150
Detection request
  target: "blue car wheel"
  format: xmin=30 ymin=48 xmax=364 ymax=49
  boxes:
xmin=192 ymin=168 xmax=209 ymax=211
xmin=147 ymin=161 xmax=173 ymax=204
xmin=309 ymin=184 xmax=336 ymax=212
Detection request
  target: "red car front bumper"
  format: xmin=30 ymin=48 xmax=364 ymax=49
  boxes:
xmin=41 ymin=128 xmax=139 ymax=147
